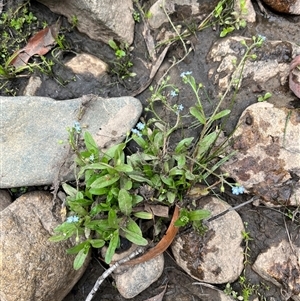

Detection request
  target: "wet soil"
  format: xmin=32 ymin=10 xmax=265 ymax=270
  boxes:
xmin=2 ymin=1 xmax=300 ymax=300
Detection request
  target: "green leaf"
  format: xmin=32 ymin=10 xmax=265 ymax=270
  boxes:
xmin=188 ymin=209 xmax=210 ymax=221
xmin=133 ymin=211 xmax=153 ymax=219
xmin=190 ymin=107 xmax=206 ymax=124
xmin=196 ymin=132 xmax=217 ymax=158
xmin=84 ymin=132 xmax=99 ymax=157
xmin=173 ymin=154 xmax=186 ymax=168
xmin=90 ymin=239 xmax=105 ymax=248
xmin=108 ymin=39 xmax=118 ymax=50
xmin=90 ymin=173 xmax=120 ymax=189
xmin=185 ymin=170 xmax=196 ymax=180
xmin=118 ymin=189 xmax=132 ymax=215
xmin=123 ymin=219 xmax=148 ymax=245
xmin=169 ymin=167 xmax=185 ymax=176
xmin=67 ymin=241 xmax=87 ymax=254
xmin=88 ymin=187 xmax=109 ymax=195
xmin=153 ymin=132 xmax=163 ymax=150
xmin=114 ymin=164 xmax=133 ymax=172
xmin=128 ymin=173 xmax=152 ymax=185
xmin=211 ymin=109 xmax=230 ymax=121
xmin=108 ymin=208 xmax=118 ymax=228
xmin=160 ymin=175 xmax=175 ymax=187
xmin=167 ymin=191 xmax=176 ymax=203
xmin=124 ymin=230 xmax=148 ymax=246
xmin=48 ymin=234 xmax=68 ymax=242
xmin=62 ymin=183 xmax=77 ymax=197
xmin=126 ymin=218 xmax=143 ymax=235
xmin=132 ymin=135 xmax=148 ymax=149
xmin=105 ymin=229 xmax=119 ymax=264
xmin=175 ymin=137 xmax=194 ymax=153
xmin=73 ymin=245 xmax=90 ymax=270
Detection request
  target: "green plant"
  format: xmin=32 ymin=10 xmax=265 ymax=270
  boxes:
xmin=71 ymin=15 xmax=78 ymax=28
xmin=108 ymin=39 xmax=136 ymax=80
xmin=132 ymin=10 xmax=141 ymax=23
xmin=257 ymin=92 xmax=272 ymax=102
xmin=213 ymin=0 xmax=248 ymax=37
xmin=50 ymin=36 xmax=266 ymax=270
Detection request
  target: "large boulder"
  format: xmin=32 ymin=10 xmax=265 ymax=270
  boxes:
xmin=222 ymin=102 xmax=300 ymax=206
xmin=36 ymin=0 xmax=135 ymax=44
xmin=0 ymin=191 xmax=89 ymax=301
xmin=0 ymin=95 xmax=142 ymax=188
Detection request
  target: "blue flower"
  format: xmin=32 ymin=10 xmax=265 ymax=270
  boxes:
xmin=170 ymin=90 xmax=178 ymax=97
xmin=131 ymin=128 xmax=142 ymax=137
xmin=66 ymin=215 xmax=80 ymax=223
xmin=257 ymin=34 xmax=266 ymax=41
xmin=89 ymin=154 xmax=95 ymax=162
xmin=180 ymin=71 xmax=192 ymax=77
xmin=178 ymin=104 xmax=184 ymax=111
xmin=232 ymin=185 xmax=245 ymax=195
xmin=136 ymin=122 xmax=145 ymax=130
xmin=73 ymin=121 xmax=81 ymax=133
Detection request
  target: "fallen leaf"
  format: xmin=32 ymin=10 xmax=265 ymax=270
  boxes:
xmin=289 ymin=55 xmax=300 ymax=98
xmin=10 ymin=18 xmax=61 ymax=69
xmin=144 ymin=204 xmax=169 ymax=218
xmin=124 ymin=205 xmax=179 ymax=265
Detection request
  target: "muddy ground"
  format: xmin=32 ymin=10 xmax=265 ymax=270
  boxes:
xmin=1 ymin=0 xmax=300 ymax=300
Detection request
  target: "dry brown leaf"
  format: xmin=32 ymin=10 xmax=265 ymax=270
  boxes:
xmin=144 ymin=204 xmax=169 ymax=218
xmin=289 ymin=55 xmax=300 ymax=98
xmin=124 ymin=205 xmax=179 ymax=265
xmin=10 ymin=19 xmax=61 ymax=69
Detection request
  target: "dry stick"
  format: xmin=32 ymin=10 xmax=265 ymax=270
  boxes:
xmin=204 ymin=196 xmax=260 ymax=223
xmin=85 ymin=247 xmax=144 ymax=301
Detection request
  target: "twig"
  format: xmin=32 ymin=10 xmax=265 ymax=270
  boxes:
xmin=85 ymin=247 xmax=144 ymax=301
xmin=204 ymin=196 xmax=259 ymax=223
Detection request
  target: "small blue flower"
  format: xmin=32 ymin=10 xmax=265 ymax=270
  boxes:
xmin=178 ymin=104 xmax=184 ymax=111
xmin=232 ymin=185 xmax=245 ymax=195
xmin=131 ymin=128 xmax=142 ymax=137
xmin=257 ymin=34 xmax=266 ymax=41
xmin=170 ymin=90 xmax=178 ymax=97
xmin=73 ymin=121 xmax=81 ymax=133
xmin=66 ymin=215 xmax=80 ymax=223
xmin=180 ymin=71 xmax=192 ymax=77
xmin=89 ymin=153 xmax=95 ymax=162
xmin=136 ymin=122 xmax=145 ymax=130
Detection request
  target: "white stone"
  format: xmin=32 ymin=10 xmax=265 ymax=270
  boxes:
xmin=171 ymin=196 xmax=245 ymax=284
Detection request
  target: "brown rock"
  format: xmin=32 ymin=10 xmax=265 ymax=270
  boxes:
xmin=0 ymin=191 xmax=90 ymax=301
xmin=261 ymin=0 xmax=300 ymax=14
xmin=222 ymin=102 xmax=300 ymax=206
xmin=252 ymin=240 xmax=300 ymax=301
xmin=0 ymin=190 xmax=12 ymax=211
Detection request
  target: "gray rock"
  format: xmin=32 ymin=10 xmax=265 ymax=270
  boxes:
xmin=36 ymin=0 xmax=135 ymax=45
xmin=102 ymin=245 xmax=164 ymax=299
xmin=0 ymin=95 xmax=142 ymax=188
xmin=222 ymin=102 xmax=300 ymax=206
xmin=148 ymin=0 xmax=200 ymax=29
xmin=0 ymin=191 xmax=90 ymax=301
xmin=0 ymin=190 xmax=12 ymax=211
xmin=252 ymin=239 xmax=300 ymax=301
xmin=171 ymin=196 xmax=245 ymax=284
